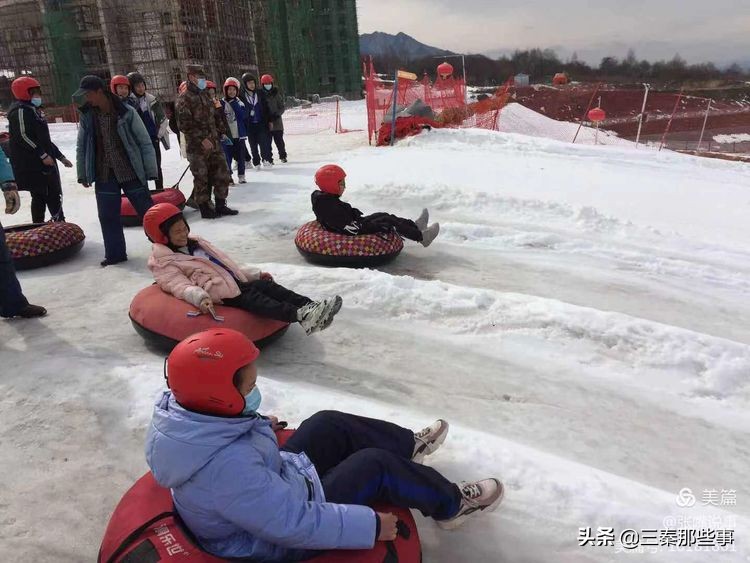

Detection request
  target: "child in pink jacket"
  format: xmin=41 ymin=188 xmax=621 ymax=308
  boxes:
xmin=144 ymin=203 xmax=341 ymax=334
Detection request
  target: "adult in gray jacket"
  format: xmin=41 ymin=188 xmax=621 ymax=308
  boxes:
xmin=261 ymin=74 xmax=287 ymax=163
xmin=74 ymin=75 xmax=156 ymax=267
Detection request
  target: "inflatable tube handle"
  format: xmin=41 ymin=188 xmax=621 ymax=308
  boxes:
xmin=382 ymin=520 xmax=410 ymax=563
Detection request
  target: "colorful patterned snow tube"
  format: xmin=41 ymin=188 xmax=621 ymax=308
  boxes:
xmin=121 ymin=188 xmax=186 ymax=227
xmin=98 ymin=430 xmax=422 ymax=563
xmin=4 ymin=221 xmax=85 ymax=270
xmin=129 ymin=285 xmax=289 ymax=352
xmin=295 ymin=221 xmax=403 ymax=268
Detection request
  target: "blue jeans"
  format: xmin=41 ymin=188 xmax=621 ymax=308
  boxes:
xmin=95 ymin=178 xmax=153 ymax=262
xmin=0 ymin=222 xmax=29 ymax=317
xmin=223 ymin=139 xmax=245 ymax=176
xmin=282 ymin=411 xmax=461 ymax=520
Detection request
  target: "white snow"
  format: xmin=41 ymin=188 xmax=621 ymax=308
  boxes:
xmin=713 ymin=133 xmax=750 ymax=144
xmin=2 ymin=99 xmax=749 ymax=562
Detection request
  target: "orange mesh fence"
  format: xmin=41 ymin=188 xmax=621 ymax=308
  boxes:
xmin=365 ymin=58 xmax=512 ymax=145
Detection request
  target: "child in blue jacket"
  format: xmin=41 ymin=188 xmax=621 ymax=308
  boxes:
xmin=146 ymin=329 xmax=503 ymax=562
xmin=221 ymin=77 xmax=249 ymax=184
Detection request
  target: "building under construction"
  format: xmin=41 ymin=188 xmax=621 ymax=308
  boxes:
xmin=251 ymin=0 xmax=361 ymax=99
xmin=0 ymin=0 xmax=260 ymax=109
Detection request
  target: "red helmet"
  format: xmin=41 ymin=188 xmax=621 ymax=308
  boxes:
xmin=223 ymin=77 xmax=241 ymax=96
xmin=11 ymin=76 xmax=41 ymax=101
xmin=260 ymin=74 xmax=274 ymax=85
xmin=206 ymin=80 xmax=217 ymax=90
xmin=167 ymin=328 xmax=260 ymax=416
xmin=178 ymin=81 xmax=187 ymax=94
xmin=437 ymin=62 xmax=453 ymax=77
xmin=314 ymin=164 xmax=346 ymax=195
xmin=110 ymin=75 xmax=130 ymax=95
xmin=143 ymin=203 xmax=184 ymax=244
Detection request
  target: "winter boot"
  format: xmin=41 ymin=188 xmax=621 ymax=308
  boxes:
xmin=199 ymin=203 xmax=218 ymax=219
xmin=185 ymin=194 xmax=198 ymax=210
xmin=215 ymin=198 xmax=239 ymax=216
xmin=414 ymin=208 xmax=429 ymax=231
xmin=412 ymin=419 xmax=449 ymax=463
xmin=420 ymin=223 xmax=440 ymax=248
xmin=17 ymin=304 xmax=47 ymax=318
xmin=238 ymin=175 xmax=247 ymax=184
xmin=436 ymin=479 xmax=504 ymax=530
xmin=280 ymin=157 xmax=288 ymax=163
xmin=100 ymin=257 xmax=127 ymax=267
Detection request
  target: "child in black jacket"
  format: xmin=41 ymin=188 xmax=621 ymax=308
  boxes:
xmin=311 ymin=165 xmax=439 ymax=247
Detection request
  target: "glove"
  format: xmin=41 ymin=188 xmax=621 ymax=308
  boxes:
xmin=220 ymin=135 xmax=233 ymax=146
xmin=3 ymin=187 xmax=21 ymax=215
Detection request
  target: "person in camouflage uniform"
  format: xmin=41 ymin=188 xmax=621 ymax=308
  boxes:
xmin=176 ymin=65 xmax=237 ymax=219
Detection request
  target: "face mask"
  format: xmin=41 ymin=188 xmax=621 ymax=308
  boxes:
xmin=241 ymin=386 xmax=261 ymax=415
xmin=31 ymin=97 xmax=42 ymax=107
xmin=197 ymin=78 xmax=207 ymax=91
xmin=263 ymin=84 xmax=272 ymax=91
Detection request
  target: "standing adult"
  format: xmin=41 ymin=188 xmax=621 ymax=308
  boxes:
xmin=176 ymin=65 xmax=237 ymax=219
xmin=261 ymin=74 xmax=287 ymax=163
xmin=73 ymin=75 xmax=156 ymax=267
xmin=127 ymin=72 xmax=170 ymax=191
xmin=1 ymin=146 xmax=46 ymax=318
xmin=8 ymin=76 xmax=72 ymax=223
xmin=239 ymin=72 xmax=273 ymax=168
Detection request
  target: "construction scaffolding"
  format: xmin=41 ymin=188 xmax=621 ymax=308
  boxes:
xmin=0 ymin=0 xmax=260 ymax=111
xmin=251 ymin=0 xmax=362 ymax=100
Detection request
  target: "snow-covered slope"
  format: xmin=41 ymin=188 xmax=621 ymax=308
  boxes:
xmin=1 ymin=101 xmax=749 ymax=562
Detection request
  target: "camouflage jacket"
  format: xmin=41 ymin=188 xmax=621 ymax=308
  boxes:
xmin=176 ymin=82 xmax=220 ymax=155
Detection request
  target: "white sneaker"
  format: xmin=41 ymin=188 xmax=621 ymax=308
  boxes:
xmin=436 ymin=479 xmax=504 ymax=530
xmin=421 ymin=223 xmax=440 ymax=247
xmin=412 ymin=419 xmax=449 ymax=463
xmin=297 ymin=299 xmax=336 ymax=335
xmin=414 ymin=208 xmax=429 ymax=231
xmin=320 ymin=295 xmax=343 ymax=330
xmin=262 ymin=160 xmax=274 ymax=167
xmin=238 ymin=175 xmax=247 ymax=184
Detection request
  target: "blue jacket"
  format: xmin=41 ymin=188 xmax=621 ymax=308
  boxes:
xmin=145 ymin=392 xmax=376 ymax=562
xmin=75 ymin=93 xmax=157 ymax=186
xmin=221 ymin=97 xmax=248 ymax=139
xmin=0 ymin=146 xmax=14 ymax=185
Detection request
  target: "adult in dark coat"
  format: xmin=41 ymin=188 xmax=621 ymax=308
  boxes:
xmin=261 ymin=74 xmax=287 ymax=163
xmin=7 ymin=76 xmax=73 ymax=223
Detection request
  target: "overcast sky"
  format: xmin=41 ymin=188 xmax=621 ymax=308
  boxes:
xmin=358 ymin=0 xmax=750 ymax=66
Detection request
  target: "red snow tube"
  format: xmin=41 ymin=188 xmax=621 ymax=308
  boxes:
xmin=98 ymin=429 xmax=422 ymax=563
xmin=121 ymin=188 xmax=186 ymax=227
xmin=4 ymin=221 xmax=85 ymax=270
xmin=295 ymin=221 xmax=403 ymax=268
xmin=129 ymin=285 xmax=289 ymax=352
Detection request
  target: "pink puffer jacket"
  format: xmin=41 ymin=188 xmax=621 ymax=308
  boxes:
xmin=147 ymin=235 xmax=261 ymax=307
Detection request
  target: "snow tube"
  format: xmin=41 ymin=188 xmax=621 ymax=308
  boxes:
xmin=129 ymin=285 xmax=289 ymax=352
xmin=121 ymin=188 xmax=186 ymax=227
xmin=98 ymin=430 xmax=422 ymax=563
xmin=295 ymin=221 xmax=403 ymax=268
xmin=4 ymin=221 xmax=85 ymax=270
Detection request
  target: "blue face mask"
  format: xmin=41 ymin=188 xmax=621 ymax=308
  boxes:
xmin=241 ymin=386 xmax=262 ymax=415
xmin=197 ymin=78 xmax=207 ymax=91
xmin=263 ymin=84 xmax=272 ymax=91
xmin=31 ymin=96 xmax=42 ymax=107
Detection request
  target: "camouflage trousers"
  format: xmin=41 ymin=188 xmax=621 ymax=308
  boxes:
xmin=187 ymin=148 xmax=231 ymax=205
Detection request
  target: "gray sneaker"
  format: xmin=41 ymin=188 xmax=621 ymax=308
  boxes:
xmin=421 ymin=223 xmax=440 ymax=248
xmin=437 ymin=479 xmax=504 ymax=530
xmin=414 ymin=208 xmax=429 ymax=231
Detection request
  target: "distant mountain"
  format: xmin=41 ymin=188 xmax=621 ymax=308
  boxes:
xmin=360 ymin=32 xmax=453 ymax=60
